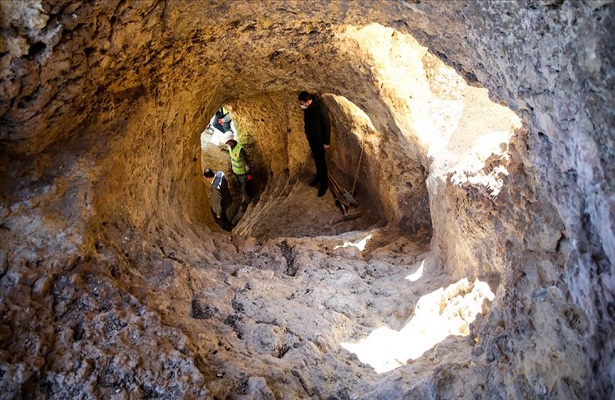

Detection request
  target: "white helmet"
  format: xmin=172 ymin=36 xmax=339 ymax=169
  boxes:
xmin=223 ymin=131 xmax=235 ymax=143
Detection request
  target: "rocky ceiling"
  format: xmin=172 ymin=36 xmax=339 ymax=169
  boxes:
xmin=1 ymin=0 xmax=613 ymax=398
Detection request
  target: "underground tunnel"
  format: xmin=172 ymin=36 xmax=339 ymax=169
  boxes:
xmin=1 ymin=1 xmax=614 ymax=399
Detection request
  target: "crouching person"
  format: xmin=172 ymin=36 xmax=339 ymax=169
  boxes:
xmin=203 ymin=168 xmax=233 ymax=232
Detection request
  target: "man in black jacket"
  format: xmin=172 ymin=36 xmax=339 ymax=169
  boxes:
xmin=298 ymin=91 xmax=331 ymax=197
xmin=203 ymin=168 xmax=233 ymax=231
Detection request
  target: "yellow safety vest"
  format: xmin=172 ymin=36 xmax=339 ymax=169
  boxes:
xmin=228 ymin=143 xmax=247 ymax=174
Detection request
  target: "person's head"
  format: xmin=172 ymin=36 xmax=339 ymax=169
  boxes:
xmin=204 ymin=168 xmax=215 ymax=182
xmin=298 ymin=91 xmax=314 ymax=109
xmin=223 ymin=131 xmax=236 ymax=147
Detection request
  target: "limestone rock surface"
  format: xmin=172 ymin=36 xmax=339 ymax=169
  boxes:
xmin=1 ymin=1 xmax=613 ymax=399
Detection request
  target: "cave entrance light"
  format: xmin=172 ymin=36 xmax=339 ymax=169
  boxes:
xmin=333 ymin=233 xmax=373 ymax=251
xmin=340 ymin=277 xmax=495 ymax=374
xmin=335 ymin=23 xmax=521 ymax=374
xmin=340 ymin=22 xmax=522 ymax=196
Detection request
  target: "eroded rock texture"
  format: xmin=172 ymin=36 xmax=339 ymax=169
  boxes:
xmin=1 ymin=1 xmax=613 ymax=399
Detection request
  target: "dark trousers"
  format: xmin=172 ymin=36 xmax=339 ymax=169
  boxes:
xmin=211 ymin=208 xmax=233 ymax=231
xmin=234 ymin=173 xmax=251 ymax=204
xmin=309 ymin=142 xmax=328 ymax=185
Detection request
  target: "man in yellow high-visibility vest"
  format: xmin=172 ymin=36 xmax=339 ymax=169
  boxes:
xmin=223 ymin=132 xmax=252 ymax=211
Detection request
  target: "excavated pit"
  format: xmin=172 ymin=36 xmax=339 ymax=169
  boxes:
xmin=1 ymin=1 xmax=614 ymax=399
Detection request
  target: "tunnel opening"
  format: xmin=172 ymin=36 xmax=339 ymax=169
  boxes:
xmin=184 ymin=23 xmax=523 ymax=380
xmin=191 ymin=27 xmax=521 ymax=245
xmin=198 ymin=94 xmax=389 ymax=238
xmin=3 ymin=1 xmax=610 ymax=398
xmin=184 ymin=37 xmax=521 ymax=378
xmin=180 ymin=19 xmax=522 ymax=384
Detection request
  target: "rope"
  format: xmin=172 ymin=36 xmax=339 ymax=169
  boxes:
xmin=351 ymin=138 xmax=365 ymax=195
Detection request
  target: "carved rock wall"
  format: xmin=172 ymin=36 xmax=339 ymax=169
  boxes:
xmin=1 ymin=0 xmax=613 ymax=398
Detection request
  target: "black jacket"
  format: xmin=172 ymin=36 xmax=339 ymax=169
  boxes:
xmin=303 ymin=98 xmax=331 ymax=147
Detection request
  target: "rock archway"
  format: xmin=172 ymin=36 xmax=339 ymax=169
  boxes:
xmin=1 ymin=1 xmax=613 ymax=398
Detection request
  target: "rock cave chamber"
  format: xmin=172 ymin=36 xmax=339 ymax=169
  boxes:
xmin=0 ymin=1 xmax=613 ymax=399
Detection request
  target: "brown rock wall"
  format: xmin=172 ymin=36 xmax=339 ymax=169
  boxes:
xmin=1 ymin=0 xmax=613 ymax=398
